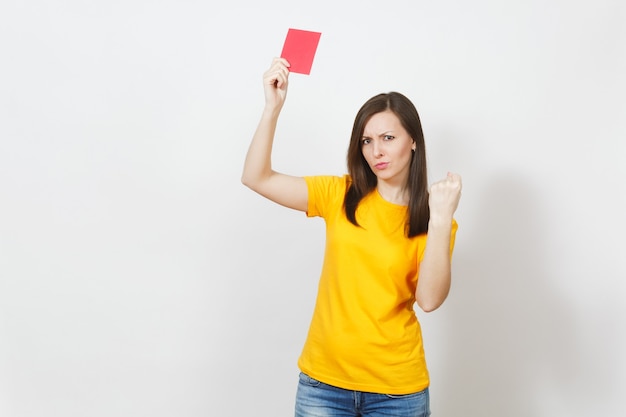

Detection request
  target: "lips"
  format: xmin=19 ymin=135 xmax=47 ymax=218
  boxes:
xmin=374 ymin=162 xmax=389 ymax=170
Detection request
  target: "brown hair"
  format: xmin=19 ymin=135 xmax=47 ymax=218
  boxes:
xmin=344 ymin=92 xmax=429 ymax=237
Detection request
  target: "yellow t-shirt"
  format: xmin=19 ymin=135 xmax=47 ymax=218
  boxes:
xmin=298 ymin=175 xmax=457 ymax=394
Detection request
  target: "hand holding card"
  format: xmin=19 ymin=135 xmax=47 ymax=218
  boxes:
xmin=280 ymin=28 xmax=322 ymax=75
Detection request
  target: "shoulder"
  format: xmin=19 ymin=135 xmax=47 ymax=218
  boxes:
xmin=304 ymin=175 xmax=351 ymax=216
xmin=304 ymin=174 xmax=351 ymax=192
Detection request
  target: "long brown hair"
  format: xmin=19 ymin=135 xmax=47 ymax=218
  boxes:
xmin=344 ymin=92 xmax=429 ymax=237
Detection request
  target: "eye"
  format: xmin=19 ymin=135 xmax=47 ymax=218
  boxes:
xmin=383 ymin=135 xmax=395 ymax=141
xmin=361 ymin=138 xmax=371 ymax=145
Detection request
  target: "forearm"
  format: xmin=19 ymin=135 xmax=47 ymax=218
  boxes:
xmin=416 ymin=219 xmax=453 ymax=312
xmin=241 ymin=107 xmax=281 ymax=189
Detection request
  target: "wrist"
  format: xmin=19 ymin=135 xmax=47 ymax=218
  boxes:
xmin=262 ymin=104 xmax=282 ymax=119
xmin=428 ymin=215 xmax=453 ymax=229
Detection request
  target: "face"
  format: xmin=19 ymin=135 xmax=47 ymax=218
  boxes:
xmin=361 ymin=110 xmax=416 ymax=186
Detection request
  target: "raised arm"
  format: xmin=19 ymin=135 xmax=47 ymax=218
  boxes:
xmin=241 ymin=58 xmax=308 ymax=212
xmin=416 ymin=172 xmax=462 ymax=312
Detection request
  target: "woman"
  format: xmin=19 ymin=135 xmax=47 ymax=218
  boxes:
xmin=242 ymin=57 xmax=462 ymax=417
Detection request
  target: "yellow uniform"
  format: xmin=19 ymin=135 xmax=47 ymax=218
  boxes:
xmin=298 ymin=175 xmax=457 ymax=394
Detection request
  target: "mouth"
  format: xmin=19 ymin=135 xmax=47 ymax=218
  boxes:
xmin=374 ymin=162 xmax=389 ymax=170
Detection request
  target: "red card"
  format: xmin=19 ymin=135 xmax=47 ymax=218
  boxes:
xmin=280 ymin=28 xmax=322 ymax=75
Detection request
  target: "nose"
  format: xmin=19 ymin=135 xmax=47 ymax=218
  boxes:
xmin=372 ymin=141 xmax=384 ymax=158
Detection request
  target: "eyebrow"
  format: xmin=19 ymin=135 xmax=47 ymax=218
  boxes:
xmin=362 ymin=131 xmax=394 ymax=138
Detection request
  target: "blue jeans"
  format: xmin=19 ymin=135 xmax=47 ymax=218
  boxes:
xmin=295 ymin=372 xmax=431 ymax=417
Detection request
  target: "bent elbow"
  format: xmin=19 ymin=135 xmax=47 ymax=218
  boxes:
xmin=416 ymin=293 xmax=447 ymax=313
xmin=418 ymin=301 xmax=442 ymax=313
xmin=241 ymin=173 xmax=252 ymax=189
xmin=241 ymin=171 xmax=259 ymax=191
xmin=241 ymin=167 xmax=271 ymax=192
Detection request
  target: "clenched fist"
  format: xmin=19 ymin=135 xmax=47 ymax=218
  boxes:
xmin=428 ymin=172 xmax=462 ymax=224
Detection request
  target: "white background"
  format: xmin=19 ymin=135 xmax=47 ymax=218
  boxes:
xmin=1 ymin=1 xmax=625 ymax=416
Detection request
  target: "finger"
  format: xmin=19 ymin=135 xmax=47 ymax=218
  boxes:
xmin=453 ymin=174 xmax=462 ymax=189
xmin=264 ymin=67 xmax=289 ymax=88
xmin=269 ymin=63 xmax=286 ymax=76
xmin=275 ymin=57 xmax=291 ymax=69
xmin=270 ymin=57 xmax=291 ymax=74
xmin=270 ymin=64 xmax=290 ymax=81
xmin=446 ymin=172 xmax=462 ymax=185
xmin=275 ymin=72 xmax=288 ymax=88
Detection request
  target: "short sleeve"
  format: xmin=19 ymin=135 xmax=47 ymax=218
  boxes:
xmin=449 ymin=219 xmax=459 ymax=257
xmin=304 ymin=175 xmax=349 ymax=219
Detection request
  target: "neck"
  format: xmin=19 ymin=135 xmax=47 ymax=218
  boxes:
xmin=376 ymin=181 xmax=409 ymax=205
